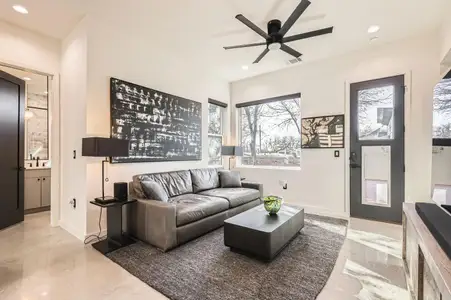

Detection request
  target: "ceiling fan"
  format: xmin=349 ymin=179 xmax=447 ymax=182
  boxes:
xmin=223 ymin=0 xmax=334 ymax=64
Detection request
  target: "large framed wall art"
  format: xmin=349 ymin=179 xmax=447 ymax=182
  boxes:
xmin=301 ymin=114 xmax=344 ymax=148
xmin=110 ymin=78 xmax=202 ymax=163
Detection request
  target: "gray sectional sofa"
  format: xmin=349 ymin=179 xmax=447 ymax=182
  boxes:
xmin=129 ymin=168 xmax=263 ymax=251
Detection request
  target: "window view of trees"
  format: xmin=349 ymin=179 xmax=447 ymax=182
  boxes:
xmin=433 ymin=78 xmax=451 ymax=139
xmin=240 ymin=97 xmax=301 ymax=167
xmin=208 ymin=103 xmax=223 ymax=165
xmin=358 ymin=86 xmax=394 ymax=140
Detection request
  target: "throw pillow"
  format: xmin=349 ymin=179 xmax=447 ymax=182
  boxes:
xmin=141 ymin=181 xmax=169 ymax=202
xmin=219 ymin=170 xmax=242 ymax=188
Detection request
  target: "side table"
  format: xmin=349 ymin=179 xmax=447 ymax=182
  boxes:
xmin=89 ymin=198 xmax=137 ymax=254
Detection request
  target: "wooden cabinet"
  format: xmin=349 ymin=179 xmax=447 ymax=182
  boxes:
xmin=403 ymin=204 xmax=451 ymax=300
xmin=24 ymin=177 xmax=42 ymax=210
xmin=41 ymin=176 xmax=51 ymax=207
xmin=24 ymin=169 xmax=51 ymax=212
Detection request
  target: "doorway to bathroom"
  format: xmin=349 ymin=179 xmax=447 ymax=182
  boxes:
xmin=0 ymin=63 xmax=54 ymax=229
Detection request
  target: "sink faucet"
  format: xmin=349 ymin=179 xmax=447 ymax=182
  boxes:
xmin=36 ymin=157 xmax=40 ymax=167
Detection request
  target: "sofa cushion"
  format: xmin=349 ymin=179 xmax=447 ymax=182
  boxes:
xmin=170 ymin=194 xmax=229 ymax=226
xmin=199 ymin=188 xmax=260 ymax=208
xmin=141 ymin=181 xmax=169 ymax=202
xmin=189 ymin=168 xmax=220 ymax=193
xmin=133 ymin=170 xmax=193 ymax=198
xmin=218 ymin=170 xmax=242 ymax=188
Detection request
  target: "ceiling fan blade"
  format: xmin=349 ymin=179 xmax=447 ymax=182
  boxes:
xmin=280 ymin=44 xmax=302 ymax=58
xmin=236 ymin=14 xmax=270 ymax=39
xmin=283 ymin=27 xmax=334 ymax=43
xmin=253 ymin=48 xmax=269 ymax=64
xmin=278 ymin=0 xmax=311 ymax=36
xmin=224 ymin=42 xmax=267 ymax=50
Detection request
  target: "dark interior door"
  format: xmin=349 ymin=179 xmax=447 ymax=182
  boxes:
xmin=0 ymin=70 xmax=25 ymax=230
xmin=350 ymin=75 xmax=405 ymax=223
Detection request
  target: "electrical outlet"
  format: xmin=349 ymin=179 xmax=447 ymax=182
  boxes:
xmin=279 ymin=180 xmax=288 ymax=190
xmin=70 ymin=198 xmax=76 ymax=209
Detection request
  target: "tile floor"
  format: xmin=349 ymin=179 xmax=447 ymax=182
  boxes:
xmin=0 ymin=212 xmax=409 ymax=300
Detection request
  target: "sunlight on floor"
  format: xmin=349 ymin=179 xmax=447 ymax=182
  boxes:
xmin=347 ymin=229 xmax=402 ymax=259
xmin=343 ymin=259 xmax=410 ymax=300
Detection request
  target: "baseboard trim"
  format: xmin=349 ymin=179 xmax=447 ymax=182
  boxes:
xmin=85 ymin=229 xmax=107 ymax=240
xmin=59 ymin=220 xmax=85 ymax=241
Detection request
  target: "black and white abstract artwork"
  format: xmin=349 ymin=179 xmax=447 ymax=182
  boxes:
xmin=110 ymin=78 xmax=202 ymax=163
xmin=301 ymin=114 xmax=344 ymax=148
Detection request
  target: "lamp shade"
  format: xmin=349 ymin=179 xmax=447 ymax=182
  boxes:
xmin=82 ymin=137 xmax=130 ymax=157
xmin=221 ymin=146 xmax=243 ymax=157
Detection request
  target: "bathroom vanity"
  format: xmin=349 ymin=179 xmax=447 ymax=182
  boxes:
xmin=24 ymin=168 xmax=51 ymax=214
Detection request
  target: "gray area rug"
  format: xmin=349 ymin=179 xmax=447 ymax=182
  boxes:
xmin=107 ymin=214 xmax=348 ymax=300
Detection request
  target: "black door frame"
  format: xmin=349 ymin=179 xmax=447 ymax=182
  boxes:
xmin=348 ymin=74 xmax=405 ymax=224
xmin=0 ymin=69 xmax=25 ymax=230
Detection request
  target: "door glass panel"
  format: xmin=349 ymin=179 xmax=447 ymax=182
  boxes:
xmin=358 ymin=85 xmax=395 ymax=140
xmin=364 ymin=180 xmax=389 ymax=206
xmin=361 ymin=146 xmax=391 ymax=207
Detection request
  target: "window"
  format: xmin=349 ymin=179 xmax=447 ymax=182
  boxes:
xmin=433 ymin=72 xmax=451 ymax=144
xmin=208 ymin=100 xmax=226 ymax=165
xmin=358 ymin=86 xmax=394 ymax=140
xmin=238 ymin=94 xmax=301 ymax=167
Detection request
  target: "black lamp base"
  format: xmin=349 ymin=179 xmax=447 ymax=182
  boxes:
xmin=95 ymin=196 xmax=117 ymax=204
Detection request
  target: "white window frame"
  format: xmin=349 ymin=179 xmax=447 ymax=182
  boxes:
xmin=208 ymin=102 xmax=225 ymax=166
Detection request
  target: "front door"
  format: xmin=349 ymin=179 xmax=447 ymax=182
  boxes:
xmin=0 ymin=70 xmax=25 ymax=230
xmin=350 ymin=75 xmax=405 ymax=223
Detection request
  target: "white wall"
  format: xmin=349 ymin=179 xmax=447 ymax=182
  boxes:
xmin=231 ymin=33 xmax=441 ymax=218
xmin=0 ymin=21 xmax=59 ymax=72
xmin=60 ymin=19 xmax=88 ymax=239
xmin=82 ymin=14 xmax=230 ymax=235
xmin=0 ymin=21 xmax=61 ymax=226
xmin=439 ymin=2 xmax=451 ymax=66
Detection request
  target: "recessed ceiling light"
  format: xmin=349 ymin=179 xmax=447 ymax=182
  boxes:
xmin=242 ymin=65 xmax=249 ymax=70
xmin=13 ymin=5 xmax=28 ymax=14
xmin=368 ymin=25 xmax=380 ymax=34
xmin=22 ymin=77 xmax=31 ymax=81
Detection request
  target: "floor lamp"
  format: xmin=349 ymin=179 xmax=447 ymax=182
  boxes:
xmin=221 ymin=146 xmax=243 ymax=170
xmin=82 ymin=137 xmax=130 ymax=204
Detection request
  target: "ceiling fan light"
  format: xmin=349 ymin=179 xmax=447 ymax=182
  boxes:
xmin=268 ymin=42 xmax=281 ymax=51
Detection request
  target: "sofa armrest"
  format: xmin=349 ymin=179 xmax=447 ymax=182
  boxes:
xmin=129 ymin=199 xmax=177 ymax=251
xmin=242 ymin=181 xmax=263 ymax=199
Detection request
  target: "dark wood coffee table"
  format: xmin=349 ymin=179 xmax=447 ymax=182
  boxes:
xmin=224 ymin=204 xmax=304 ymax=261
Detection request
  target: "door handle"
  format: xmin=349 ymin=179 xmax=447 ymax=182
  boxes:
xmin=16 ymin=166 xmax=24 ymax=171
xmin=349 ymin=151 xmax=360 ymax=168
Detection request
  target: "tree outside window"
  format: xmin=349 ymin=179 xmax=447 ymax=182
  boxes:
xmin=239 ymin=96 xmax=301 ymax=167
xmin=208 ymin=103 xmax=223 ymax=165
xmin=433 ymin=77 xmax=451 ymax=140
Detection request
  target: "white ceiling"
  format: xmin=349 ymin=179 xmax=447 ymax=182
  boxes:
xmin=0 ymin=0 xmax=89 ymax=39
xmin=0 ymin=0 xmax=447 ymax=81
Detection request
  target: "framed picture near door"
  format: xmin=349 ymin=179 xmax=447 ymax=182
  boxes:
xmin=301 ymin=114 xmax=344 ymax=148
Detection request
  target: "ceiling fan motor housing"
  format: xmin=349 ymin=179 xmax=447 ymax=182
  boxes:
xmin=267 ymin=19 xmax=283 ymax=45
